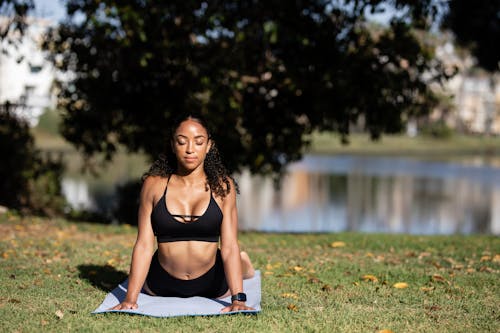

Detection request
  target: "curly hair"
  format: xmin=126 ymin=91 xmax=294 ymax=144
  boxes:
xmin=142 ymin=112 xmax=238 ymax=198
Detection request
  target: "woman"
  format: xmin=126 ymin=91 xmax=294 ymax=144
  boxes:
xmin=112 ymin=113 xmax=255 ymax=313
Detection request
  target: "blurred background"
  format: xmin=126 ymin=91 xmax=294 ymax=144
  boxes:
xmin=1 ymin=0 xmax=499 ymax=235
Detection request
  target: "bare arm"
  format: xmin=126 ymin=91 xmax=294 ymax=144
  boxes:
xmin=111 ymin=177 xmax=157 ymax=310
xmin=219 ymin=180 xmax=254 ymax=312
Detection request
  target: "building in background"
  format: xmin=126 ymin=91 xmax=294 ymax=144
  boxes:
xmin=431 ymin=38 xmax=500 ymax=135
xmin=0 ymin=16 xmax=56 ymax=126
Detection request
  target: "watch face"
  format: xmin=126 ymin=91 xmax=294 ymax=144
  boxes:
xmin=232 ymin=293 xmax=247 ymax=302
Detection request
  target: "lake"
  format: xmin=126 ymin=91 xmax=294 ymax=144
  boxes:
xmin=62 ymin=154 xmax=500 ymax=235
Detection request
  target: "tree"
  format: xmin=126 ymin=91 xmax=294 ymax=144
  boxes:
xmin=0 ymin=0 xmax=34 ymax=46
xmin=44 ymin=0 xmax=448 ymax=175
xmin=442 ymin=0 xmax=500 ymax=72
xmin=0 ymin=104 xmax=66 ymax=215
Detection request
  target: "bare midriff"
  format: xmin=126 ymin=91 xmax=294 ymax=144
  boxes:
xmin=157 ymin=241 xmax=219 ymax=280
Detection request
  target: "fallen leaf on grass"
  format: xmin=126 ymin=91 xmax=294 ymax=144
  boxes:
xmin=378 ymin=330 xmax=394 ymax=333
xmin=307 ymin=276 xmax=322 ymax=284
xmin=321 ymin=284 xmax=332 ymax=292
xmin=393 ymin=282 xmax=408 ymax=289
xmin=425 ymin=305 xmax=441 ymax=311
xmin=287 ymin=304 xmax=298 ymax=311
xmin=420 ymin=286 xmax=435 ymax=292
xmin=418 ymin=252 xmax=431 ymax=259
xmin=277 ymin=273 xmax=293 ymax=277
xmin=264 ymin=271 xmax=274 ymax=276
xmin=479 ymin=266 xmax=494 ymax=273
xmin=405 ymin=251 xmax=416 ymax=257
xmin=55 ymin=310 xmax=64 ymax=319
xmin=480 ymin=255 xmax=491 ymax=262
xmin=361 ymin=274 xmax=378 ymax=282
xmin=431 ymin=274 xmax=447 ymax=283
xmin=330 ymin=241 xmax=346 ymax=248
xmin=292 ymin=266 xmax=304 ymax=272
xmin=492 ymin=254 xmax=500 ymax=263
xmin=432 ymin=262 xmax=442 ymax=269
xmin=281 ymin=293 xmax=299 ymax=299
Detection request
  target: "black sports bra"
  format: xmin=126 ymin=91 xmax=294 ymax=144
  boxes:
xmin=150 ymin=178 xmax=223 ymax=243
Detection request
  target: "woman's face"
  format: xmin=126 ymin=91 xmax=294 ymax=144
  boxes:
xmin=172 ymin=119 xmax=211 ymax=172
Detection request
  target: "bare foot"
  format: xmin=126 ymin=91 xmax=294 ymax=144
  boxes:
xmin=240 ymin=251 xmax=255 ymax=279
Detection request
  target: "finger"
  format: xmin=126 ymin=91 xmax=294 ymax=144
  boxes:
xmin=220 ymin=306 xmax=231 ymax=313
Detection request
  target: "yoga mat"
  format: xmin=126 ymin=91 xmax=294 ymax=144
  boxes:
xmin=92 ymin=270 xmax=261 ymax=317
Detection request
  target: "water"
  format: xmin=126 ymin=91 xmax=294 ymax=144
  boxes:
xmin=236 ymin=155 xmax=500 ymax=235
xmin=62 ymin=154 xmax=500 ymax=235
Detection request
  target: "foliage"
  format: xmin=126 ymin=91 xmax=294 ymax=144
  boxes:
xmin=0 ymin=0 xmax=33 ymax=36
xmin=420 ymin=120 xmax=453 ymax=139
xmin=442 ymin=0 xmax=500 ymax=72
xmin=0 ymin=106 xmax=66 ymax=215
xmin=1 ymin=216 xmax=499 ymax=332
xmin=113 ymin=179 xmax=142 ymax=225
xmin=44 ymin=0 xmax=449 ymax=175
xmin=0 ymin=0 xmax=34 ymax=53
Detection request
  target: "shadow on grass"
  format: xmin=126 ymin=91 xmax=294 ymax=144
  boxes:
xmin=78 ymin=264 xmax=128 ymax=292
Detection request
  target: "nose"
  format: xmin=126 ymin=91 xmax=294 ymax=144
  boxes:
xmin=186 ymin=140 xmax=194 ymax=153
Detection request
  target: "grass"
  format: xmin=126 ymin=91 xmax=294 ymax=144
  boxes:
xmin=306 ymin=132 xmax=500 ymax=158
xmin=1 ymin=214 xmax=499 ymax=332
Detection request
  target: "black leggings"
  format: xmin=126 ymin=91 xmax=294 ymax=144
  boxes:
xmin=145 ymin=249 xmax=229 ymax=298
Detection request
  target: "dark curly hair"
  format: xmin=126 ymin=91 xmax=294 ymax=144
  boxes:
xmin=142 ymin=112 xmax=238 ymax=198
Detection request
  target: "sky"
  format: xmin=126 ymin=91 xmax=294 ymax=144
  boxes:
xmin=32 ymin=0 xmax=66 ymax=22
xmin=31 ymin=0 xmax=394 ymax=25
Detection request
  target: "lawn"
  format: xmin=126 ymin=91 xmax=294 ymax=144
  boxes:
xmin=1 ymin=214 xmax=499 ymax=332
xmin=306 ymin=132 xmax=500 ymax=158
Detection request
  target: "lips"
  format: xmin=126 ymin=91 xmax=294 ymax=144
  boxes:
xmin=184 ymin=156 xmax=197 ymax=163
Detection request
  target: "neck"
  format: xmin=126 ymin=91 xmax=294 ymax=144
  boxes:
xmin=174 ymin=166 xmax=206 ymax=185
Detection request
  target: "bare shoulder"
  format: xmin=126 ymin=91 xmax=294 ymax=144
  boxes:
xmin=141 ymin=175 xmax=168 ymax=200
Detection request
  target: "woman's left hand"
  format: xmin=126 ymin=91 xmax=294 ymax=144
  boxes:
xmin=221 ymin=301 xmax=255 ymax=313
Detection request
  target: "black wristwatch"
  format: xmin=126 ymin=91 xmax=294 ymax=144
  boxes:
xmin=231 ymin=293 xmax=247 ymax=302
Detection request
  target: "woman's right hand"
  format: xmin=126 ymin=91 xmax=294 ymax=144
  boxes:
xmin=110 ymin=301 xmax=138 ymax=310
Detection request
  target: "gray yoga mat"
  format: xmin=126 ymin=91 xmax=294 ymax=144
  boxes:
xmin=92 ymin=270 xmax=261 ymax=317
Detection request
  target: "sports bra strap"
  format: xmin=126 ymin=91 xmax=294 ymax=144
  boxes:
xmin=162 ymin=174 xmax=172 ymax=196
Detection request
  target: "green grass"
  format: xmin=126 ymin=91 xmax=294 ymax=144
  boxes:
xmin=1 ymin=215 xmax=499 ymax=332
xmin=307 ymin=132 xmax=500 ymax=158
